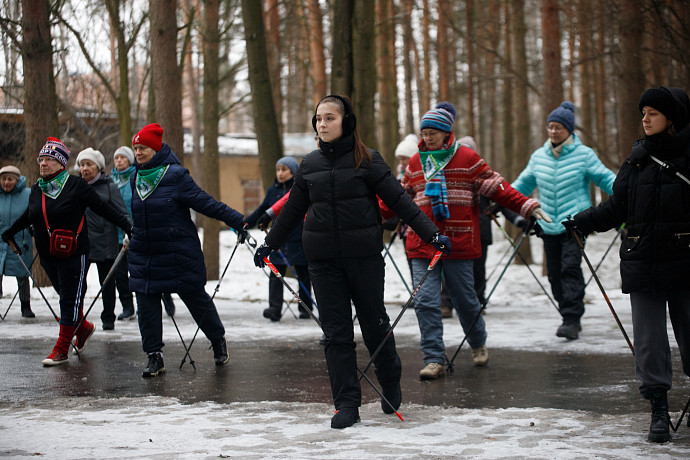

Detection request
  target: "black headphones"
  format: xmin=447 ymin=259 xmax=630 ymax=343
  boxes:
xmin=312 ymin=94 xmax=357 ymax=137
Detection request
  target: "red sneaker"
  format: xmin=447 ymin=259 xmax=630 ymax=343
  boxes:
xmin=73 ymin=320 xmax=95 ymax=354
xmin=42 ymin=351 xmax=68 ymax=366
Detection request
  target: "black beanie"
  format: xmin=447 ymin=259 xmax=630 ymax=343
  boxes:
xmin=638 ymin=86 xmax=689 ymax=131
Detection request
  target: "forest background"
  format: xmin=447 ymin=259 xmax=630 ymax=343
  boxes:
xmin=0 ymin=0 xmax=688 ymax=282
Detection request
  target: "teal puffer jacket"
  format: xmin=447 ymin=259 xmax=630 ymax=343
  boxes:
xmin=512 ymin=133 xmax=616 ymax=235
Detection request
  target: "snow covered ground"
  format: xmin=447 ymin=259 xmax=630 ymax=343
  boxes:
xmin=2 ymin=224 xmax=690 ymax=459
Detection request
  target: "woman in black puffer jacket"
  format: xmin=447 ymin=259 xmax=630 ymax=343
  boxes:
xmin=567 ymin=87 xmax=690 ymax=443
xmin=254 ymin=95 xmax=449 ymax=429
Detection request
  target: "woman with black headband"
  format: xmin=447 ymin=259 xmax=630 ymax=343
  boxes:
xmin=254 ymin=95 xmax=450 ymax=429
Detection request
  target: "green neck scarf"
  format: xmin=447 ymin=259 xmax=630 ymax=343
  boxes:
xmin=136 ymin=165 xmax=169 ymax=200
xmin=38 ymin=170 xmax=70 ymax=199
xmin=418 ymin=142 xmax=459 ymax=181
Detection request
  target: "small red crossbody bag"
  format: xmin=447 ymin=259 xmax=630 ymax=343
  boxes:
xmin=42 ymin=193 xmax=85 ymax=258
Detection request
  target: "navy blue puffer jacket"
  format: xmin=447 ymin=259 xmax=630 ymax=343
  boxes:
xmin=128 ymin=144 xmax=244 ymax=293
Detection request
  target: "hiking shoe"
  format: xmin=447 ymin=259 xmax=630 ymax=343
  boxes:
xmin=142 ymin=352 xmax=165 ymax=378
xmin=441 ymin=306 xmax=452 ymax=318
xmin=42 ymin=351 xmax=68 ymax=366
xmin=419 ymin=362 xmax=445 ymax=380
xmin=72 ymin=320 xmax=95 ymax=354
xmin=212 ymin=337 xmax=229 ymax=365
xmin=381 ymin=382 xmax=402 ymax=414
xmin=262 ymin=307 xmax=281 ymax=322
xmin=298 ymin=310 xmax=311 ymax=319
xmin=102 ymin=322 xmax=115 ymax=331
xmin=472 ymin=345 xmax=489 ymax=367
xmin=117 ymin=308 xmax=136 ymax=321
xmin=556 ymin=322 xmax=581 ymax=340
xmin=331 ymin=407 xmax=360 ymax=429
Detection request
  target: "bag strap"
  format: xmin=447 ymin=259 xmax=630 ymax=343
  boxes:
xmin=42 ymin=192 xmax=85 ymax=237
xmin=649 ymin=155 xmax=690 ymax=187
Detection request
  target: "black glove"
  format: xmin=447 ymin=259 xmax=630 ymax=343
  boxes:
xmin=562 ymin=218 xmax=585 ymax=242
xmin=237 ymin=223 xmax=250 ymax=244
xmin=1 ymin=231 xmax=19 ymax=254
xmin=254 ymin=243 xmax=274 ymax=268
xmin=429 ymin=232 xmax=452 ymax=255
xmin=530 ymin=221 xmax=544 ymax=238
xmin=256 ymin=213 xmax=272 ymax=231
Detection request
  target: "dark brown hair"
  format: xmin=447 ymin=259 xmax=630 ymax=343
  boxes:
xmin=317 ymin=96 xmax=371 ymax=170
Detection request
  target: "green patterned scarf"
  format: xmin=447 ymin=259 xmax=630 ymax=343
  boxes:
xmin=38 ymin=170 xmax=70 ymax=199
xmin=136 ymin=165 xmax=169 ymax=200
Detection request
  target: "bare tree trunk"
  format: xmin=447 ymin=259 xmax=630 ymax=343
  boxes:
xmin=376 ymin=0 xmax=398 ymax=164
xmin=465 ymin=0 xmax=476 ymax=139
xmin=21 ymin=0 xmax=56 ymax=286
xmin=263 ymin=0 xmax=282 ymax=133
xmin=541 ymin=0 xmax=563 ymax=116
xmin=420 ymin=0 xmax=431 ymax=112
xmin=285 ymin=1 xmax=310 ymax=133
xmin=594 ymin=2 xmax=608 ymax=164
xmin=437 ymin=0 xmax=450 ymax=101
xmin=202 ymin=0 xmax=221 ymax=280
xmin=150 ymin=0 xmax=184 ymax=163
xmin=501 ymin=0 xmax=513 ymax=179
xmin=402 ymin=0 xmax=415 ymax=134
xmin=181 ymin=0 xmax=202 ymax=188
xmin=242 ymin=0 xmax=283 ymax=190
xmin=616 ymin=0 xmax=645 ymax=164
xmin=510 ymin=0 xmax=532 ymax=264
xmin=330 ymin=0 xmax=354 ymax=96
xmin=578 ymin=0 xmax=593 ymax=146
xmin=306 ymin=0 xmax=327 ymax=106
xmin=352 ymin=0 xmax=377 ymax=147
xmin=105 ymin=0 xmax=134 ymax=147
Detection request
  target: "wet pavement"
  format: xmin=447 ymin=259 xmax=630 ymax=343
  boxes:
xmin=3 ymin=335 xmax=689 ymax=419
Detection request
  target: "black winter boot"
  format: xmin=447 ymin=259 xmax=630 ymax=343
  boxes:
xmin=212 ymin=337 xmax=229 ymax=365
xmin=262 ymin=307 xmax=281 ymax=322
xmin=648 ymin=390 xmax=671 ymax=443
xmin=331 ymin=407 xmax=360 ymax=429
xmin=142 ymin=352 xmax=166 ymax=378
xmin=20 ymin=301 xmax=35 ymax=318
xmin=381 ymin=382 xmax=402 ymax=414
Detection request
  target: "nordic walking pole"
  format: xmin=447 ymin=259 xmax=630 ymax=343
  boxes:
xmin=263 ymin=256 xmax=405 ymax=421
xmin=1 ymin=252 xmax=38 ymax=321
xmin=381 ymin=223 xmax=413 ymax=296
xmin=70 ymin=242 xmax=129 ymax=357
xmin=359 ymin=251 xmax=442 ymax=378
xmin=179 ymin=229 xmax=250 ymax=370
xmin=263 ymin=228 xmax=318 ymax=315
xmin=244 ymin=243 xmax=299 ymax=319
xmin=489 ymin=214 xmax=560 ymax=313
xmin=672 ymin=396 xmax=690 ymax=432
xmin=486 ymin=241 xmax=512 ymax=283
xmin=447 ymin=224 xmax=531 ymax=371
xmin=584 ymin=223 xmax=625 ymax=288
xmin=5 ymin=239 xmax=80 ymax=355
xmin=568 ymin=218 xmax=634 ymax=354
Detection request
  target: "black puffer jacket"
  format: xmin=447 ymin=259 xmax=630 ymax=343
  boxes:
xmin=266 ymin=135 xmax=438 ymax=261
xmin=573 ymin=126 xmax=690 ymax=293
xmin=84 ymin=173 xmax=131 ymax=262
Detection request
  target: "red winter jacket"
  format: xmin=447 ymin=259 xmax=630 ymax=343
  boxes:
xmin=381 ymin=142 xmax=538 ymax=260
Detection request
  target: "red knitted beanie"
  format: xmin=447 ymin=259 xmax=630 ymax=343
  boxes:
xmin=132 ymin=123 xmax=164 ymax=152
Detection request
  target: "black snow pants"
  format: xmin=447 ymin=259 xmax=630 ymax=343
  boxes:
xmin=309 ymin=254 xmax=402 ymax=409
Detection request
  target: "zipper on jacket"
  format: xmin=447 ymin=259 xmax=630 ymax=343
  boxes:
xmin=329 ymin=154 xmax=341 ymax=250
